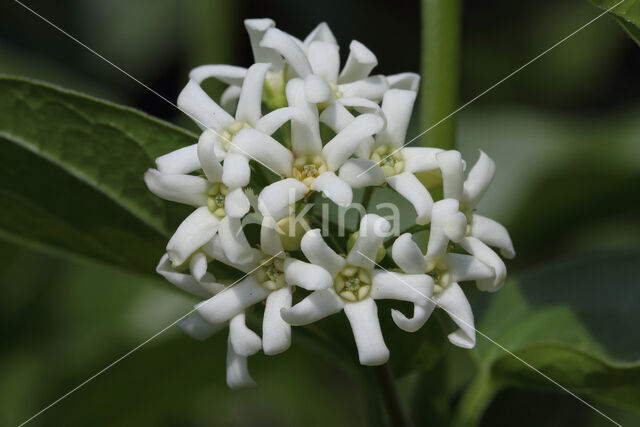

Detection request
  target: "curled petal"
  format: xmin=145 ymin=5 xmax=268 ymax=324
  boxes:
xmin=303 ymin=22 xmax=337 ymax=47
xmin=263 ymin=287 xmax=292 ymax=355
xmin=255 ymin=107 xmax=306 ymax=136
xmin=244 ymin=18 xmax=282 ymax=66
xmin=286 ymin=78 xmax=322 ymax=156
xmin=463 ymin=150 xmax=495 ymax=210
xmin=344 ymin=299 xmax=389 ymax=366
xmin=144 ymin=169 xmax=208 ymax=207
xmin=201 ymin=235 xmax=259 ymax=274
xmin=319 ymin=102 xmax=354 ymax=133
xmin=258 ymin=178 xmax=308 ymax=220
xmin=387 ymin=172 xmax=433 ymax=225
xmin=387 ymin=72 xmax=420 ymax=91
xmin=346 ymin=214 xmax=390 ymax=269
xmin=304 ymin=74 xmax=332 ymax=103
xmin=444 ymin=253 xmax=494 ymax=283
xmin=222 ymin=153 xmax=251 ymax=189
xmin=338 ymin=75 xmax=389 ymax=102
xmin=167 ymin=207 xmax=219 ymax=265
xmin=260 ymin=28 xmax=313 ymax=78
xmin=337 ymin=97 xmax=384 ymax=116
xmin=156 ymin=254 xmax=211 ymax=298
xmin=281 ymin=289 xmax=344 ymax=325
xmin=391 ymin=233 xmax=426 ymax=274
xmin=155 ymin=144 xmax=199 ymax=174
xmin=470 ymin=214 xmax=515 ymax=259
xmin=376 ymin=89 xmax=416 ymax=148
xmin=231 ymin=129 xmax=294 ymax=176
xmin=300 ymin=229 xmax=346 ymax=277
xmin=310 ymin=171 xmax=353 ymax=207
xmin=402 ymin=147 xmax=442 ymax=173
xmin=308 ymin=41 xmax=340 ymax=83
xmin=218 ymin=216 xmax=255 ymax=265
xmin=177 ymin=80 xmax=233 ymax=131
xmin=284 ymin=258 xmax=333 ymax=291
xmin=426 ymin=199 xmax=467 ymax=259
xmin=196 ymin=277 xmax=269 ymax=323
xmin=391 ymin=301 xmax=436 ymax=332
xmin=459 ymin=237 xmax=507 ymax=292
xmin=323 ymin=113 xmax=385 ymax=171
xmin=435 ymin=282 xmax=476 ymax=348
xmin=226 ymin=337 xmax=256 ymax=389
xmin=220 ymin=85 xmax=241 ymax=114
xmin=236 ymin=63 xmax=271 ymax=125
xmin=224 ymin=188 xmax=250 ymax=218
xmin=197 ymin=130 xmax=224 ymax=182
xmin=260 ymin=216 xmax=284 ymax=256
xmin=229 ymin=312 xmax=262 ymax=357
xmin=338 ymin=40 xmax=378 ymax=84
xmin=371 ymin=271 xmax=434 ymax=305
xmin=177 ymin=313 xmax=226 ymax=341
xmin=189 ymin=64 xmax=247 ymax=87
xmin=189 ymin=251 xmax=226 ymax=294
xmin=338 ymin=159 xmax=386 ymax=189
xmin=437 ymin=150 xmax=465 ymax=201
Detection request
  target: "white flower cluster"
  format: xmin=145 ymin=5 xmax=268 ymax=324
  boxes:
xmin=145 ymin=19 xmax=515 ymax=389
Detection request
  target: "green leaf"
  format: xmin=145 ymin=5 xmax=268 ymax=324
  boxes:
xmin=590 ymin=0 xmax=640 ymax=46
xmin=0 ymin=75 xmax=196 ymax=274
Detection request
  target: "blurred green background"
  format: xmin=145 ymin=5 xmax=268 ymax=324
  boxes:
xmin=1 ymin=0 xmax=639 ymax=425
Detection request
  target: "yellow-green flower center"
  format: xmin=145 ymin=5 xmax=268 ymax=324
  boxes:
xmin=426 ymin=259 xmax=451 ymax=295
xmin=334 ymin=265 xmax=372 ymax=302
xmin=292 ymin=155 xmax=328 ymax=187
xmin=220 ymin=121 xmax=252 ymax=151
xmin=206 ymin=183 xmax=228 ymax=219
xmin=255 ymin=257 xmax=286 ymax=291
xmin=370 ymin=145 xmax=404 ymax=177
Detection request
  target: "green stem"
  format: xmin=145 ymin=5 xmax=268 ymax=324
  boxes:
xmin=451 ymin=371 xmax=497 ymax=427
xmin=372 ymin=363 xmax=413 ymax=427
xmin=421 ymin=0 xmax=462 ymax=150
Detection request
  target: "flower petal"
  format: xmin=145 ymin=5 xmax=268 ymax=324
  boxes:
xmin=386 ymin=72 xmax=420 ymax=91
xmin=258 ymin=178 xmax=308 ymax=220
xmin=260 ymin=28 xmax=313 ymax=78
xmin=189 ymin=251 xmax=226 ymax=293
xmin=280 ymin=289 xmax=344 ymax=325
xmin=196 ymin=276 xmax=269 ymax=323
xmin=144 ymin=169 xmax=208 ymax=207
xmin=371 ymin=271 xmax=434 ymax=305
xmin=459 ymin=237 xmax=507 ymax=292
xmin=346 ymin=214 xmax=390 ymax=269
xmin=189 ymin=64 xmax=247 ymax=87
xmin=263 ymin=287 xmax=292 ymax=355
xmin=343 ymin=299 xmax=389 ymax=366
xmin=338 ymin=159 xmax=386 ymax=189
xmin=197 ymin=130 xmax=224 ymax=182
xmin=229 ymin=312 xmax=262 ymax=357
xmin=156 ymin=254 xmax=211 ymax=298
xmin=401 ymin=147 xmax=442 ymax=173
xmin=222 ymin=153 xmax=251 ymax=189
xmin=444 ymin=253 xmax=494 ymax=283
xmin=338 ymin=40 xmax=378 ymax=84
xmin=167 ymin=207 xmax=219 ymax=265
xmin=387 ymin=172 xmax=433 ymax=225
xmin=304 ymin=74 xmax=332 ymax=103
xmin=284 ymin=258 xmax=333 ymax=291
xmin=426 ymin=199 xmax=467 ymax=259
xmin=437 ymin=150 xmax=465 ymax=201
xmin=336 ymin=97 xmax=383 ymax=116
xmin=286 ymin=78 xmax=322 ymax=156
xmin=255 ymin=107 xmax=305 ymax=136
xmin=319 ymin=102 xmax=354 ymax=132
xmin=231 ymin=128 xmax=294 ymax=176
xmin=310 ymin=171 xmax=353 ymax=207
xmin=244 ymin=18 xmax=282 ymax=66
xmin=435 ymin=282 xmax=476 ymax=348
xmin=300 ymin=229 xmax=346 ymax=277
xmin=469 ymin=214 xmax=515 ymax=259
xmin=308 ymin=41 xmax=340 ymax=83
xmin=303 ymin=22 xmax=337 ymax=47
xmin=323 ymin=113 xmax=385 ymax=171
xmin=177 ymin=313 xmax=226 ymax=341
xmin=155 ymin=144 xmax=199 ymax=174
xmin=463 ymin=150 xmax=495 ymax=210
xmin=338 ymin=75 xmax=389 ymax=102
xmin=391 ymin=301 xmax=436 ymax=332
xmin=226 ymin=336 xmax=257 ymax=389
xmin=235 ymin=63 xmax=271 ymax=126
xmin=218 ymin=216 xmax=255 ymax=265
xmin=375 ymin=89 xmax=416 ymax=147
xmin=177 ymin=80 xmax=233 ymax=131
xmin=391 ymin=233 xmax=427 ymax=274
xmin=201 ymin=235 xmax=260 ymax=274
xmin=260 ymin=216 xmax=284 ymax=256
xmin=224 ymin=187 xmax=250 ymax=218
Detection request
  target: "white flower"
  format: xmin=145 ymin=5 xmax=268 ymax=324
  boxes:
xmin=328 ymin=88 xmax=444 ymax=224
xmin=144 ymin=131 xmax=254 ymax=266
xmin=436 ymin=149 xmax=516 ymax=259
xmin=231 ymin=78 xmax=385 ymax=209
xmin=280 ymin=214 xmax=434 ymax=365
xmin=390 ymin=198 xmax=510 ymax=348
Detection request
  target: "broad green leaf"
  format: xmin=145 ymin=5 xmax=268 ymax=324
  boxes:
xmin=590 ymin=0 xmax=640 ymax=46
xmin=0 ymin=75 xmax=196 ymax=274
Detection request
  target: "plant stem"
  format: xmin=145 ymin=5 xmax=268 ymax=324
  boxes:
xmin=451 ymin=371 xmax=497 ymax=427
xmin=421 ymin=0 xmax=462 ymax=150
xmin=372 ymin=363 xmax=413 ymax=427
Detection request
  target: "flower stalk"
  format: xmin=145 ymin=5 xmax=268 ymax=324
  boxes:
xmin=373 ymin=363 xmax=414 ymax=427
